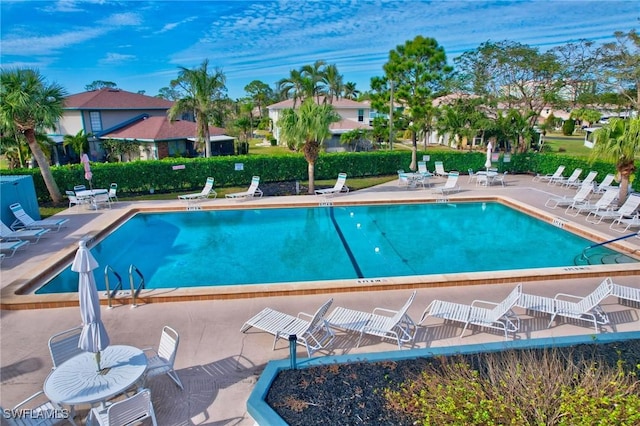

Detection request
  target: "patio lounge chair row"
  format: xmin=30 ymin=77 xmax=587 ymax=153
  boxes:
xmin=241 ymin=278 xmax=638 ymax=356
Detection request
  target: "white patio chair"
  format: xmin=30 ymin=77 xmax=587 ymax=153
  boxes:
xmin=565 ymin=187 xmax=617 ymax=217
xmin=434 ymin=161 xmax=448 ymax=177
xmin=0 ymin=221 xmax=49 ymax=244
xmin=419 ymin=284 xmax=521 ymax=340
xmin=467 ymin=168 xmax=478 ymax=184
xmin=48 ymin=326 xmax=83 ymax=369
xmin=66 ymin=190 xmax=90 ymax=210
xmin=397 ymin=170 xmax=410 ymax=188
xmin=555 ymin=168 xmax=582 ymax=187
xmin=610 ymin=282 xmax=640 ymax=305
xmin=143 ymin=326 xmax=184 ymax=390
xmin=93 ymin=192 xmax=112 ymax=209
xmin=544 ymin=184 xmax=593 ymax=209
xmin=594 ymin=173 xmax=615 ymax=194
xmin=432 ymin=172 xmax=460 ymax=194
xmin=0 ymin=239 xmax=30 ymax=258
xmin=108 ymin=183 xmax=118 ymax=202
xmin=178 ymin=177 xmax=216 ymax=201
xmin=532 ymin=165 xmax=565 ymax=183
xmin=315 ymin=173 xmax=349 ymax=197
xmin=88 ymin=388 xmax=157 ymax=426
xmin=3 ymin=390 xmax=70 ymax=426
xmin=225 ymin=176 xmax=263 ymax=199
xmin=516 ymin=278 xmax=612 ymax=333
xmin=9 ymin=202 xmax=69 ymax=232
xmin=586 ymin=194 xmax=640 ymax=224
xmin=326 ymin=291 xmax=417 ymax=350
xmin=241 ymin=298 xmax=335 ymax=357
xmin=492 ymin=171 xmax=507 ymax=187
xmin=565 ymin=170 xmax=597 ymax=189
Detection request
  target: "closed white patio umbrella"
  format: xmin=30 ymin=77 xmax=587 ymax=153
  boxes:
xmin=72 ymin=240 xmax=110 ymax=372
xmin=485 ymin=141 xmax=493 ymax=171
xmin=81 ymin=153 xmax=93 ymax=190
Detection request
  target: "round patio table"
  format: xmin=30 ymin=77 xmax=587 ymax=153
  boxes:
xmin=44 ymin=345 xmax=147 ymax=407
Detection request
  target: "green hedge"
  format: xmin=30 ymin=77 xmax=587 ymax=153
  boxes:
xmin=2 ymin=151 xmax=638 ymax=203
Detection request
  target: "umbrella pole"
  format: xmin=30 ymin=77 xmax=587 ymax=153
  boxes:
xmin=95 ymin=351 xmax=101 ymax=371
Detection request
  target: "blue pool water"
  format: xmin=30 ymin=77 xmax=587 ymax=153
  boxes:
xmin=37 ymin=202 xmax=635 ymax=293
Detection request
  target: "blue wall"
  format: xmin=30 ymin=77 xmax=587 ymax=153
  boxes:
xmin=0 ymin=175 xmax=40 ymax=227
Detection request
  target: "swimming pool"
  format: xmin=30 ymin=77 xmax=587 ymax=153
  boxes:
xmin=37 ymin=202 xmax=637 ymax=294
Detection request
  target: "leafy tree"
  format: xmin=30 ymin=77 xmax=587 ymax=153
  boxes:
xmin=277 ymin=69 xmax=308 ymax=106
xmin=435 ymin=96 xmax=489 ymax=150
xmin=62 ymin=129 xmax=91 ymax=162
xmin=323 ymin=64 xmax=343 ymax=103
xmin=454 ymin=41 xmax=563 ymax=151
xmin=597 ymin=29 xmax=640 ymax=111
xmin=277 ymin=98 xmax=340 ymax=193
xmin=301 ymin=60 xmax=328 ymax=103
xmin=550 ymin=39 xmax=600 ymax=108
xmin=244 ymin=80 xmax=275 ymax=118
xmin=342 ymin=82 xmax=360 ymax=100
xmin=562 ymin=119 xmax=576 ymax=136
xmin=0 ymin=68 xmax=66 ymax=203
xmin=167 ymin=59 xmax=228 ymax=157
xmin=101 ymin=139 xmax=140 ymax=162
xmin=570 ymin=108 xmax=602 ymax=127
xmin=590 ymin=117 xmax=640 ymax=205
xmin=84 ymin=80 xmax=117 ymax=91
xmin=380 ymin=35 xmax=452 ymax=169
xmin=156 ymin=86 xmax=181 ymax=100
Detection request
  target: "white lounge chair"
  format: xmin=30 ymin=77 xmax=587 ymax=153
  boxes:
xmin=434 ymin=161 xmax=448 ymax=177
xmin=397 ymin=170 xmax=411 ymax=188
xmin=565 ymin=187 xmax=618 ymax=217
xmin=544 ymin=184 xmax=593 ymax=209
xmin=610 ymin=213 xmax=640 ymax=233
xmin=419 ymin=284 xmax=521 ymax=340
xmin=566 ymin=170 xmax=597 ymax=190
xmin=326 ymin=291 xmax=417 ymax=350
xmin=516 ymin=278 xmax=612 ymax=333
xmin=108 ymin=183 xmax=118 ymax=203
xmin=532 ymin=165 xmax=565 ymax=184
xmin=467 ymin=168 xmax=478 ymax=184
xmin=9 ymin=203 xmax=69 ymax=232
xmin=610 ymin=282 xmax=640 ymax=305
xmin=432 ymin=172 xmax=460 ymax=194
xmin=0 ymin=239 xmax=29 ymax=258
xmin=143 ymin=326 xmax=184 ymax=390
xmin=418 ymin=161 xmax=431 ymax=177
xmin=88 ymin=388 xmax=157 ymax=426
xmin=594 ymin=173 xmax=616 ymax=194
xmin=556 ymin=168 xmax=582 ymax=187
xmin=0 ymin=221 xmax=49 ymax=243
xmin=225 ymin=176 xmax=263 ymax=199
xmin=3 ymin=390 xmax=69 ymax=426
xmin=178 ymin=177 xmax=217 ymax=201
xmin=241 ymin=298 xmax=335 ymax=357
xmin=48 ymin=326 xmax=83 ymax=369
xmin=586 ymin=194 xmax=640 ymax=225
xmin=315 ymin=173 xmax=349 ymax=196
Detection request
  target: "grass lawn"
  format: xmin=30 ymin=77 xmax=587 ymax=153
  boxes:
xmin=542 ymin=132 xmax=593 ymax=157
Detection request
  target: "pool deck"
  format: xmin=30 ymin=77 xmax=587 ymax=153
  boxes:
xmin=1 ymin=174 xmax=639 ymax=425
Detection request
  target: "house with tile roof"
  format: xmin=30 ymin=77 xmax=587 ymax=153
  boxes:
xmin=267 ymin=98 xmax=372 ymax=151
xmin=49 ymin=88 xmax=234 ymax=162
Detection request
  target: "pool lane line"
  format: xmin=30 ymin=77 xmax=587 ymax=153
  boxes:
xmin=329 ymin=207 xmax=364 ymax=278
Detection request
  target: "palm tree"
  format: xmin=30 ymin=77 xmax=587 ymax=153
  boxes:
xmin=63 ymin=129 xmax=91 ymax=162
xmin=323 ymin=64 xmax=343 ymax=103
xmin=168 ymin=59 xmax=227 ymax=158
xmin=277 ymin=99 xmax=340 ymax=193
xmin=0 ymin=68 xmax=66 ymax=203
xmin=277 ymin=69 xmax=307 ymax=106
xmin=343 ymin=82 xmax=360 ymax=100
xmin=591 ymin=117 xmax=640 ymax=205
xmin=301 ymin=60 xmax=327 ymax=103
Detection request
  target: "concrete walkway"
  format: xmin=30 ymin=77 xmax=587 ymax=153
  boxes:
xmin=1 ymin=174 xmax=639 ymax=425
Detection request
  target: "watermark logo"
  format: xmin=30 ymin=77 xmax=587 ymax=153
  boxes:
xmin=2 ymin=408 xmax=70 ymax=420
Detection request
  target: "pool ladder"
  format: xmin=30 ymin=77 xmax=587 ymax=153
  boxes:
xmin=104 ymin=264 xmax=146 ymax=309
xmin=575 ymin=232 xmax=639 ymax=265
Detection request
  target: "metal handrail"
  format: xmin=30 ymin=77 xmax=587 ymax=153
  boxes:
xmin=128 ymin=264 xmax=145 ymax=308
xmin=579 ymin=232 xmax=638 ymax=263
xmin=103 ymin=265 xmax=123 ymax=309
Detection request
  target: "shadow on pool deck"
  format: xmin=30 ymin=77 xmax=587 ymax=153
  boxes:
xmin=0 ymin=175 xmax=639 ymax=425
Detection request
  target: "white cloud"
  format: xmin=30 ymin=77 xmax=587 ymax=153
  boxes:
xmin=98 ymin=12 xmax=142 ymax=27
xmin=1 ymin=27 xmax=108 ymax=55
xmin=99 ymin=52 xmax=136 ymax=65
xmin=156 ymin=16 xmax=197 ymax=34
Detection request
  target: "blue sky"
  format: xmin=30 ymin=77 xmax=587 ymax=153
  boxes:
xmin=1 ymin=0 xmax=638 ymax=100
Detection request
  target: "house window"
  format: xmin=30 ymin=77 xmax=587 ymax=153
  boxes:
xmin=89 ymin=111 xmax=102 ymax=132
xmin=358 ymin=109 xmax=364 ymax=122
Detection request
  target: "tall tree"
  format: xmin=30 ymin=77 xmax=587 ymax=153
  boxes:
xmin=342 ymin=82 xmax=360 ymax=100
xmin=167 ymin=59 xmax=227 ymax=157
xmin=301 ymin=60 xmax=327 ymax=103
xmin=0 ymin=68 xmax=66 ymax=203
xmin=455 ymin=40 xmax=563 ymax=152
xmin=244 ymin=80 xmax=274 ymax=118
xmin=590 ymin=117 xmax=640 ymax=205
xmin=550 ymin=39 xmax=600 ymax=108
xmin=323 ymin=64 xmax=343 ymax=103
xmin=597 ymin=29 xmax=640 ymax=111
xmin=382 ymin=35 xmax=452 ymax=169
xmin=84 ymin=80 xmax=117 ymax=91
xmin=277 ymin=99 xmax=340 ymax=193
xmin=277 ymin=69 xmax=308 ymax=106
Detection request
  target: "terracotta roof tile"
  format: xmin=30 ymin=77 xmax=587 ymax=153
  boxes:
xmin=64 ymin=88 xmax=174 ymax=110
xmin=100 ymin=116 xmax=227 ymax=141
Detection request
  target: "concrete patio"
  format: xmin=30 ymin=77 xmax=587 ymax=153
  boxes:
xmin=1 ymin=173 xmax=639 ymax=425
